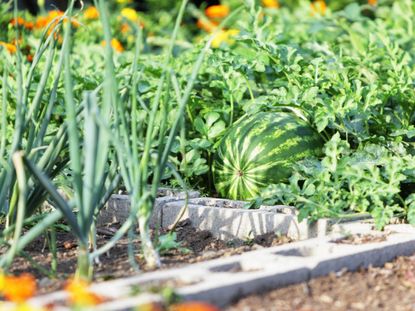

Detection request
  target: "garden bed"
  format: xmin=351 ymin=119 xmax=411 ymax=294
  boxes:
xmin=6 ymin=220 xmax=293 ymax=295
xmin=23 ymin=223 xmax=415 ymax=310
xmin=2 ymin=0 xmax=415 ymax=310
xmin=227 ymin=253 xmax=415 ymax=311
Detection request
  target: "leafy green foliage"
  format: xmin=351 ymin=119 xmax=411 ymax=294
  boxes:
xmin=261 ymin=133 xmax=415 ymax=229
xmin=156 ymin=232 xmax=190 ymax=255
xmin=2 ymin=0 xmax=415 ymax=275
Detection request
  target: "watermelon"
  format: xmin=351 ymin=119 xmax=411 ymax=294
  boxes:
xmin=213 ymin=112 xmax=323 ymax=200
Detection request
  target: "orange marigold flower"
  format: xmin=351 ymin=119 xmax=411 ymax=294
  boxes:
xmin=205 ymin=5 xmax=230 ymax=19
xmin=84 ymin=6 xmax=99 ymax=20
xmin=170 ymin=301 xmax=220 ymax=311
xmin=102 ymin=38 xmax=124 ymax=52
xmin=70 ymin=18 xmax=80 ymax=28
xmin=65 ymin=278 xmax=103 ymax=307
xmin=111 ymin=39 xmax=124 ymax=52
xmin=24 ymin=21 xmax=34 ymax=30
xmin=311 ymin=0 xmax=327 ymax=16
xmin=35 ymin=16 xmax=48 ymax=29
xmin=48 ymin=10 xmax=64 ymax=20
xmin=121 ymin=23 xmax=130 ymax=33
xmin=262 ymin=0 xmax=280 ymax=8
xmin=1 ymin=274 xmax=37 ymax=303
xmin=368 ymin=0 xmax=377 ymax=6
xmin=196 ymin=18 xmax=218 ymax=33
xmin=0 ymin=41 xmax=17 ymax=54
xmin=10 ymin=17 xmax=25 ymax=27
xmin=35 ymin=10 xmax=63 ymax=29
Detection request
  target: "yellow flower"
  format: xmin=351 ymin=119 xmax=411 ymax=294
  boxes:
xmin=12 ymin=303 xmax=46 ymax=311
xmin=368 ymin=0 xmax=377 ymax=6
xmin=310 ymin=0 xmax=327 ymax=16
xmin=211 ymin=29 xmax=239 ymax=48
xmin=121 ymin=7 xmax=139 ymax=22
xmin=0 ymin=271 xmax=5 ymax=291
xmin=117 ymin=0 xmax=133 ymax=4
xmin=84 ymin=6 xmax=99 ymax=20
xmin=65 ymin=278 xmax=103 ymax=307
xmin=0 ymin=41 xmax=17 ymax=54
xmin=262 ymin=0 xmax=280 ymax=9
xmin=205 ymin=5 xmax=230 ymax=19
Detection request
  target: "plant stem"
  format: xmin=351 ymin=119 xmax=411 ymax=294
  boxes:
xmin=75 ymin=244 xmax=92 ymax=280
xmin=139 ymin=201 xmax=160 ymax=269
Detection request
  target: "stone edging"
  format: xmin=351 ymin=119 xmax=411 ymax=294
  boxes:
xmin=27 ymin=223 xmax=415 ymax=310
xmin=99 ymin=194 xmax=369 ymax=241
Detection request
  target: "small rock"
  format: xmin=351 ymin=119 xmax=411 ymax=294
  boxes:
xmin=202 ymin=251 xmax=217 ymax=259
xmin=63 ymin=241 xmax=76 ymax=250
xmin=319 ymin=294 xmax=333 ymax=303
xmin=351 ymin=302 xmax=365 ymax=310
xmin=336 ymin=268 xmax=348 ymax=277
xmin=334 ymin=301 xmax=345 ymax=308
xmin=39 ymin=277 xmax=54 ymax=288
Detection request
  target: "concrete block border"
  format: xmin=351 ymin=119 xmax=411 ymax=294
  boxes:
xmin=28 ymin=223 xmax=415 ymax=310
xmin=96 ymin=188 xmax=200 ymax=227
xmin=99 ymin=194 xmax=368 ymax=241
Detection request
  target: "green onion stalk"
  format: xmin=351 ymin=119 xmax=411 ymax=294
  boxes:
xmin=17 ymin=0 xmax=118 ymax=279
xmin=0 ymin=0 xmax=76 ymax=269
xmin=88 ymin=0 xmax=216 ymax=268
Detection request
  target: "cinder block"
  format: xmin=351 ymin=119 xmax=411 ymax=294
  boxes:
xmin=154 ymin=198 xmax=329 ymax=240
xmin=97 ymin=189 xmax=200 ymax=227
xmin=29 ymin=225 xmax=415 ymax=310
xmin=100 ymin=195 xmax=369 ymax=242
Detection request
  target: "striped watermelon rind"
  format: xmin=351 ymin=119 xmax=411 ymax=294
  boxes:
xmin=213 ymin=112 xmax=323 ymax=200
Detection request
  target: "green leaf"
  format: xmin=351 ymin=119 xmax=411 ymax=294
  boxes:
xmin=405 ymin=194 xmax=415 ymax=225
xmin=208 ymin=120 xmax=226 ymax=139
xmin=205 ymin=112 xmax=221 ymax=128
xmin=194 ymin=117 xmax=206 ymax=136
xmin=371 ymin=205 xmax=394 ymax=230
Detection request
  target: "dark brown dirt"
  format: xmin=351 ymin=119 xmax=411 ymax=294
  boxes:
xmin=4 ymin=220 xmax=292 ymax=294
xmin=227 ymin=254 xmax=415 ymax=311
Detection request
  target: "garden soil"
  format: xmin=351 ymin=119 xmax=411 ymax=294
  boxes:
xmin=4 ymin=219 xmax=292 ymax=294
xmin=227 ymin=254 xmax=415 ymax=311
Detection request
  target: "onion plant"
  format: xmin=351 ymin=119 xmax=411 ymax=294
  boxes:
xmin=0 ymin=0 xmax=75 ymax=269
xmin=19 ymin=0 xmax=119 ymax=279
xmin=88 ymin=0 xmax=222 ymax=268
xmin=1 ymin=0 xmax=226 ymax=276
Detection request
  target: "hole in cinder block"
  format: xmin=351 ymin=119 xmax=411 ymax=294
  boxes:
xmin=209 ymin=262 xmax=242 ymax=273
xmin=330 ymin=233 xmax=388 ymax=245
xmin=274 ymin=245 xmax=331 ymax=257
